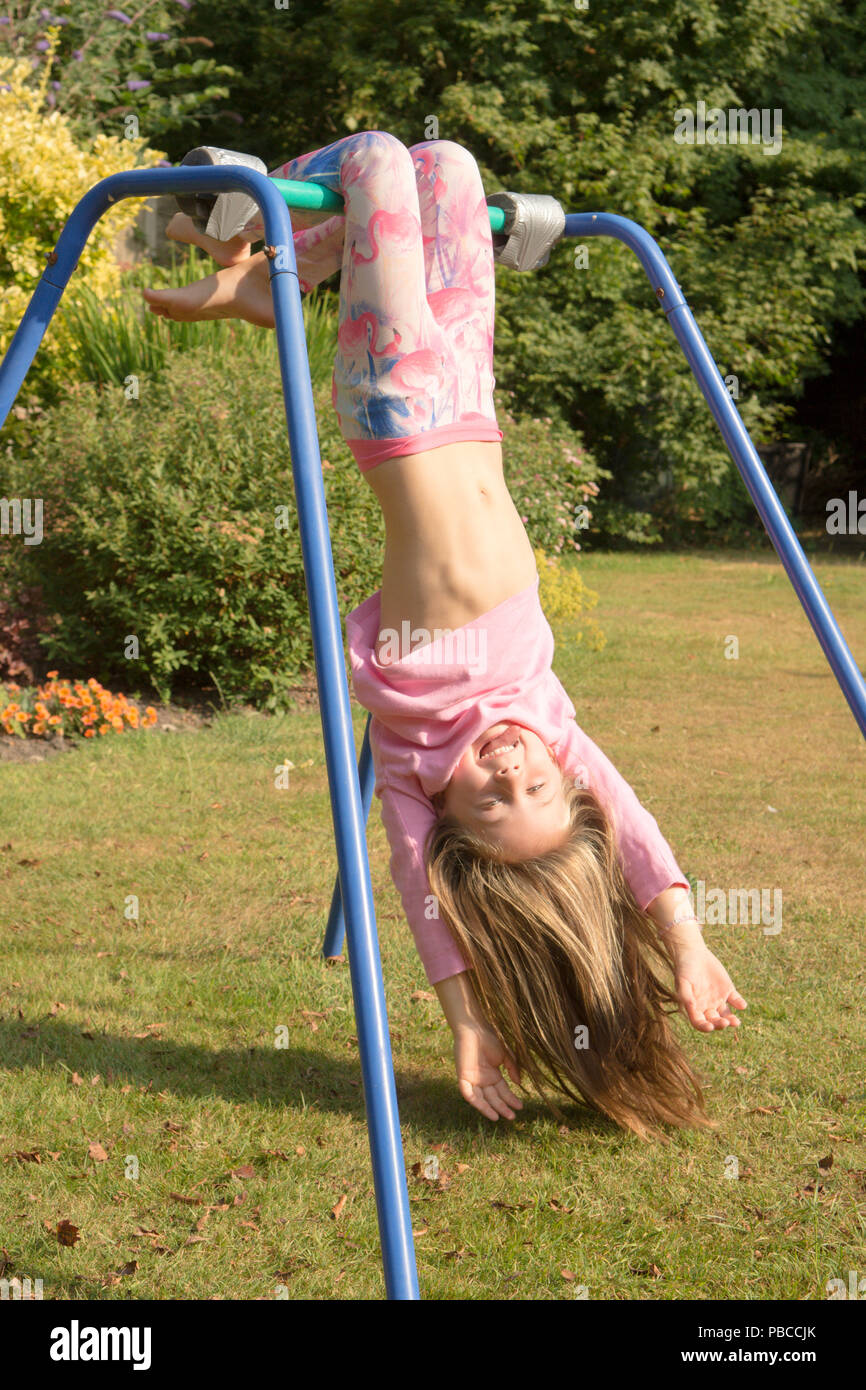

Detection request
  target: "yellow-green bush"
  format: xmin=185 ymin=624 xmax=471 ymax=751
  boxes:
xmin=0 ymin=33 xmax=164 ymax=404
xmin=535 ymin=547 xmax=605 ymax=651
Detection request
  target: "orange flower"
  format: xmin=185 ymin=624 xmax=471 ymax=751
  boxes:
xmin=84 ymin=729 xmax=96 ymax=738
xmin=98 ymin=724 xmax=111 ymax=736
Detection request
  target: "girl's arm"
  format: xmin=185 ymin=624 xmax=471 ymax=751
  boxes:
xmin=376 ymin=776 xmax=470 ymax=985
xmin=558 ymin=723 xmax=747 ymax=1031
xmin=556 ymin=719 xmax=691 ymax=913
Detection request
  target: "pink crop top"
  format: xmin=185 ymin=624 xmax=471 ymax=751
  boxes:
xmin=345 ymin=574 xmax=689 ymax=985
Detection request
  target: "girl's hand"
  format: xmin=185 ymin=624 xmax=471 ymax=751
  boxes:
xmin=674 ymin=944 xmax=747 ymax=1033
xmin=453 ymin=1021 xmax=524 ymax=1121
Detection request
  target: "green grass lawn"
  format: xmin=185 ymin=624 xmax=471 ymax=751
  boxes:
xmin=1 ymin=549 xmax=864 ymax=1301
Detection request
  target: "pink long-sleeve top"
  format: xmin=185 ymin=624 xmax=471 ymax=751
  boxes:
xmin=345 ymin=574 xmax=689 ymax=985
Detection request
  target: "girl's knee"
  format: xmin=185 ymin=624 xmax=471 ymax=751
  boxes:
xmin=355 ymin=130 xmax=413 ymax=167
xmin=411 ymin=138 xmax=480 ymax=173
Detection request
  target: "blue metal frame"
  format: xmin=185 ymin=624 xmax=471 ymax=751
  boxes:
xmin=0 ymin=164 xmax=419 ymax=1301
xmin=3 ymin=169 xmax=865 ymax=1298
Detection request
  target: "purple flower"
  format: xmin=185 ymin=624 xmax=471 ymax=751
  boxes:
xmin=0 ymin=82 xmax=11 ymax=91
xmin=40 ymin=6 xmax=51 ymax=15
xmin=35 ymin=39 xmax=50 ymax=50
xmin=72 ymin=48 xmax=83 ymax=59
xmin=51 ymin=79 xmax=61 ymax=89
xmin=0 ymin=17 xmax=10 ymax=25
xmin=146 ymin=31 xmax=171 ymax=40
xmin=173 ymin=0 xmax=192 ymax=9
xmin=46 ymin=91 xmax=56 ymax=106
xmin=126 ymin=79 xmax=151 ymax=90
xmin=106 ymin=9 xmax=132 ymax=22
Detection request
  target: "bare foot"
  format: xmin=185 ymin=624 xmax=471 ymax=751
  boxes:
xmin=142 ymin=251 xmax=275 ymax=328
xmin=165 ymin=211 xmax=255 ymax=267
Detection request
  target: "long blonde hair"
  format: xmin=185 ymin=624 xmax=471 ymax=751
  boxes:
xmin=426 ymin=774 xmax=716 ymax=1141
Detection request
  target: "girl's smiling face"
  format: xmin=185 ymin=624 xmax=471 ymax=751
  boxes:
xmin=440 ymin=721 xmax=573 ymax=860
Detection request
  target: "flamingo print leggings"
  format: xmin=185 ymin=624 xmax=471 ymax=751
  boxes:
xmin=241 ymin=130 xmax=502 ymax=471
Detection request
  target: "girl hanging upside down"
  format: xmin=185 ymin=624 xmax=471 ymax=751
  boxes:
xmin=144 ymin=131 xmax=746 ymax=1141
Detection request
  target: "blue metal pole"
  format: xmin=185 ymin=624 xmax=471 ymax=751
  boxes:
xmin=0 ymin=164 xmax=420 ymax=1301
xmin=562 ymin=212 xmax=866 ymax=740
xmin=324 ymin=713 xmax=375 ymax=959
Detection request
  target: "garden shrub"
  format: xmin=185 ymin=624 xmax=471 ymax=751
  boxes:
xmin=0 ymin=40 xmax=161 ymax=406
xmin=1 ymin=343 xmax=605 ymax=707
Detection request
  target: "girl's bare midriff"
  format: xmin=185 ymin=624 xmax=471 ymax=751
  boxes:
xmin=362 ymin=439 xmax=538 ymax=662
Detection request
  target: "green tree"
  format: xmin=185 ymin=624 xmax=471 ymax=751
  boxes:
xmin=167 ymin=0 xmax=866 ymax=541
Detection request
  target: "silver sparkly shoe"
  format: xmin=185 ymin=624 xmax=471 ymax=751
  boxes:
xmin=175 ymin=146 xmax=269 ymax=243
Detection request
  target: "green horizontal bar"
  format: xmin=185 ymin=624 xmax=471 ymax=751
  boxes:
xmin=271 ymin=176 xmax=506 ymax=233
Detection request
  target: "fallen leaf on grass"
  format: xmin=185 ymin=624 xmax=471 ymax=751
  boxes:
xmin=331 ymin=1194 xmax=347 ymax=1220
xmin=410 ymin=990 xmax=436 ymax=1002
xmin=231 ymin=1165 xmax=255 ymax=1180
xmin=169 ymin=1192 xmax=205 ymax=1206
xmin=548 ymin=1199 xmax=575 ymax=1214
xmin=750 ymin=1106 xmax=781 ymax=1115
xmin=102 ymin=1259 xmax=138 ymax=1287
xmin=57 ymin=1220 xmax=80 ymax=1247
xmin=70 ymin=1073 xmax=83 ymax=1086
xmin=88 ymin=1142 xmax=108 ymax=1163
xmin=561 ymin=1268 xmax=576 ymax=1282
xmin=817 ymin=1153 xmax=833 ymax=1172
xmin=630 ymin=1263 xmax=663 ymax=1279
xmin=11 ymin=1150 xmax=42 ymax=1164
